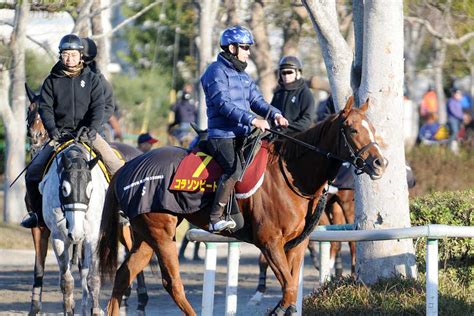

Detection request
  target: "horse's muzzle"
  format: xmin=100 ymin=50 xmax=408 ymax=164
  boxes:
xmin=367 ymin=156 xmax=388 ymax=180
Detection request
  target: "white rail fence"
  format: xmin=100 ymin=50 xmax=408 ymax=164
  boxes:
xmin=187 ymin=224 xmax=474 ymax=316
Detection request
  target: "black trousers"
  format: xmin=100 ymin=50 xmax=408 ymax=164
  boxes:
xmin=207 ymin=137 xmax=244 ymax=181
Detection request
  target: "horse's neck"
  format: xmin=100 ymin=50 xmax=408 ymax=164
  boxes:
xmin=276 ymin=120 xmax=342 ymax=196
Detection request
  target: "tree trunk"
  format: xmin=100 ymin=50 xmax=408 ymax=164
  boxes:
xmin=248 ymin=1 xmax=276 ymax=102
xmin=3 ymin=1 xmax=30 ymax=223
xmin=433 ymin=38 xmax=447 ymax=124
xmin=355 ymin=0 xmax=416 ymax=284
xmin=281 ymin=4 xmax=307 ymax=57
xmin=225 ymin=0 xmax=241 ymax=25
xmin=91 ymin=0 xmax=111 ymax=79
xmin=302 ymin=0 xmax=353 ymax=110
xmin=196 ymin=0 xmax=220 ymax=129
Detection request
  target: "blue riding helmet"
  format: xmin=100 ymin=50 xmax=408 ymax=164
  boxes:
xmin=220 ymin=25 xmax=254 ymax=47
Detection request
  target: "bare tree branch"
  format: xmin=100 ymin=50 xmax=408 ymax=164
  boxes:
xmin=92 ymin=1 xmax=162 ymax=39
xmin=405 ymin=16 xmax=474 ymax=45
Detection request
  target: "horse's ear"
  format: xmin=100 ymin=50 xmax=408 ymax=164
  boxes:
xmin=25 ymin=83 xmax=36 ymax=103
xmin=342 ymin=96 xmax=354 ymax=115
xmin=360 ymin=98 xmax=369 ymax=112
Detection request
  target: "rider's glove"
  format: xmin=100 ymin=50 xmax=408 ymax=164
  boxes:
xmin=86 ymin=128 xmax=97 ymax=141
xmin=49 ymin=129 xmax=60 ymax=142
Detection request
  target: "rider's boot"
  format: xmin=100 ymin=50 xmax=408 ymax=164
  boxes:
xmin=21 ymin=181 xmax=43 ymax=229
xmin=209 ymin=177 xmax=237 ymax=232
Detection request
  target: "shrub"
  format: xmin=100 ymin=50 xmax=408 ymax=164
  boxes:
xmin=303 ymin=273 xmax=473 ymax=315
xmin=409 ymin=190 xmax=473 ymax=271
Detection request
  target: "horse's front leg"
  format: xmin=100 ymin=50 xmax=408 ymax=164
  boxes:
xmin=83 ymin=240 xmax=101 ymax=316
xmin=262 ymin=240 xmax=305 ymax=316
xmin=29 ymin=226 xmax=50 ymax=316
xmin=52 ymin=236 xmax=75 ymax=315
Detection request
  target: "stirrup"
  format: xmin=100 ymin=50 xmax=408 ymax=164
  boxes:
xmin=209 ymin=219 xmax=236 ymax=232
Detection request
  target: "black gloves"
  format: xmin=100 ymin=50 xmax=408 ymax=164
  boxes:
xmin=49 ymin=129 xmax=60 ymax=142
xmin=87 ymin=128 xmax=97 ymax=141
xmin=79 ymin=127 xmax=97 ymax=142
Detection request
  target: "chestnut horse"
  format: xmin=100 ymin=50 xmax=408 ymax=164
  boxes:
xmin=98 ymin=97 xmax=387 ymax=315
xmin=23 ymin=83 xmax=148 ymax=315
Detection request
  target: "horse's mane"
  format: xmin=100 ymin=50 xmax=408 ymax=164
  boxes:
xmin=269 ymin=113 xmax=340 ymax=162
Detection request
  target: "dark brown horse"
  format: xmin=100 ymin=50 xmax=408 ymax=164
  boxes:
xmin=24 ymin=83 xmax=148 ymax=315
xmin=98 ymin=97 xmax=387 ymax=316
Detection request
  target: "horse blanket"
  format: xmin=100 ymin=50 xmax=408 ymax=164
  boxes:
xmin=115 ymin=145 xmax=267 ymax=219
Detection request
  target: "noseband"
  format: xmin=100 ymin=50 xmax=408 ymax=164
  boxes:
xmin=340 ymin=127 xmax=378 ymax=174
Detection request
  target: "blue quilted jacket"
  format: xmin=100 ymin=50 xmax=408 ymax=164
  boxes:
xmin=201 ymin=53 xmax=281 ymax=138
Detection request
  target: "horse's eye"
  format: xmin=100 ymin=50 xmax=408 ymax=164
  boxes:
xmin=62 ymin=181 xmax=72 ymax=197
xmin=86 ymin=182 xmax=93 ymax=198
xmin=350 ymin=128 xmax=358 ymax=135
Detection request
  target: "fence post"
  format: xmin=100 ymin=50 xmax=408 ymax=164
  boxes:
xmin=426 ymin=239 xmax=438 ymax=316
xmin=319 ymin=241 xmax=331 ymax=284
xmin=225 ymin=242 xmax=240 ymax=316
xmin=296 ymin=259 xmax=304 ymax=316
xmin=202 ymin=242 xmax=217 ymax=316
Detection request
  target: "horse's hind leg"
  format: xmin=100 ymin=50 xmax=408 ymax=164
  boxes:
xmin=107 ymin=237 xmax=153 ymax=316
xmin=29 ymin=226 xmax=50 ymax=315
xmin=248 ymin=252 xmax=268 ymax=305
xmin=119 ymin=222 xmax=149 ymax=313
xmin=141 ymin=213 xmax=195 ymax=316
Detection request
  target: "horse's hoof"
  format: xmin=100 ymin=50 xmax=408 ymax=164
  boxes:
xmin=284 ymin=305 xmax=297 ymax=316
xmin=136 ymin=309 xmax=146 ymax=316
xmin=28 ymin=300 xmax=41 ymax=315
xmin=91 ymin=307 xmax=103 ymax=316
xmin=247 ymin=291 xmax=264 ymax=306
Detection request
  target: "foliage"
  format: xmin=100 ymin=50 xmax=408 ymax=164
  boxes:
xmin=409 ymin=190 xmax=473 ymax=271
xmin=25 ymin=49 xmax=55 ymax=91
xmin=407 ymin=145 xmax=474 ymax=196
xmin=117 ymin=0 xmax=197 ymax=88
xmin=111 ymin=68 xmax=171 ymax=135
xmin=303 ymin=273 xmax=473 ymax=315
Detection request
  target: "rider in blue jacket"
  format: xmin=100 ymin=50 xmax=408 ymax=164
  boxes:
xmin=201 ymin=25 xmax=289 ymax=232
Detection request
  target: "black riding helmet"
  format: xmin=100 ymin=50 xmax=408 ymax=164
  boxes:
xmin=81 ymin=37 xmax=97 ymax=63
xmin=279 ymin=56 xmax=303 ymax=71
xmin=58 ymin=34 xmax=84 ymax=53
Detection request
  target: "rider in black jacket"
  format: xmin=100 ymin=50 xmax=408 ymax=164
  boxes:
xmin=21 ymin=34 xmax=124 ymax=228
xmin=271 ymin=56 xmax=315 ymax=134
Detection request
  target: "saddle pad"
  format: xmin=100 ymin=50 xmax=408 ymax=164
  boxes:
xmin=43 ymin=140 xmax=110 ymax=182
xmin=170 ymin=144 xmax=268 ymax=198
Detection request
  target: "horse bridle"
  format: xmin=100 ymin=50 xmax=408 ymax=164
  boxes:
xmin=339 ymin=126 xmax=378 ymax=175
xmin=268 ymin=122 xmax=379 ymax=173
xmin=27 ymin=105 xmax=48 ymax=145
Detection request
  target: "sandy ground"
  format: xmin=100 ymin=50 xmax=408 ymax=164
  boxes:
xmin=0 ymin=242 xmax=351 ymax=315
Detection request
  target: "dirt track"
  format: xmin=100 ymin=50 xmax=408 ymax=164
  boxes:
xmin=0 ymin=242 xmax=351 ymax=315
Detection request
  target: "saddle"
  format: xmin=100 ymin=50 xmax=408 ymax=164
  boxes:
xmin=170 ymin=136 xmax=268 ymax=199
xmin=43 ymin=140 xmax=122 ymax=182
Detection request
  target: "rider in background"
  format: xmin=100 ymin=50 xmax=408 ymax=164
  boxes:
xmin=271 ymin=55 xmax=315 ymax=134
xmin=81 ymin=37 xmax=123 ymax=142
xmin=21 ymin=34 xmax=124 ymax=228
xmin=201 ymin=25 xmax=289 ymax=232
xmin=169 ymin=83 xmax=197 ymax=144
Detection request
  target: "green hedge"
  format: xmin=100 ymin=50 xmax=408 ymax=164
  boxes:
xmin=409 ymin=190 xmax=473 ymax=270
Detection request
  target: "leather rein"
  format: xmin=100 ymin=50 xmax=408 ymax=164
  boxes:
xmin=268 ymin=122 xmax=379 ymax=199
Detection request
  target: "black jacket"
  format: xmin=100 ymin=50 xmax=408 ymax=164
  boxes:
xmin=271 ymin=78 xmax=315 ymax=134
xmin=39 ymin=61 xmax=105 ymax=136
xmin=172 ymin=98 xmax=197 ymax=124
xmin=87 ymin=61 xmax=115 ymax=124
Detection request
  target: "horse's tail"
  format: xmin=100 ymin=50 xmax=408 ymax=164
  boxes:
xmin=98 ymin=171 xmax=121 ymax=281
xmin=284 ymin=193 xmax=327 ymax=251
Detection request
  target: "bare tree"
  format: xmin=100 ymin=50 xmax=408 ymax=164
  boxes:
xmin=248 ymin=1 xmax=276 ymax=102
xmin=195 ymin=0 xmax=220 ymax=129
xmin=0 ymin=1 xmax=30 ymax=223
xmin=225 ymin=0 xmax=241 ymax=25
xmin=303 ymin=0 xmax=417 ymax=284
